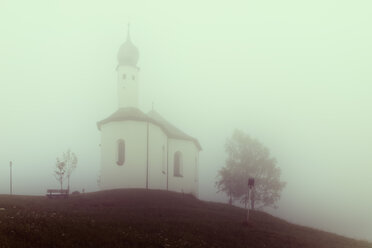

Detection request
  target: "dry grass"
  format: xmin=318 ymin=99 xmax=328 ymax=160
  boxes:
xmin=0 ymin=189 xmax=370 ymax=248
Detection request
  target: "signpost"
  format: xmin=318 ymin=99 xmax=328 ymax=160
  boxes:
xmin=9 ymin=161 xmax=13 ymax=195
xmin=246 ymin=177 xmax=255 ymax=223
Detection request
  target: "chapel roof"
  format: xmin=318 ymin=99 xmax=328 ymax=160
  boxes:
xmin=97 ymin=108 xmax=202 ymax=150
xmin=147 ymin=110 xmax=202 ymax=150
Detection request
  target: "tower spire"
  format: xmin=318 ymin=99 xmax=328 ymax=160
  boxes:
xmin=117 ymin=22 xmax=139 ymax=67
xmin=127 ymin=22 xmax=131 ymax=41
xmin=116 ymin=26 xmax=140 ymax=108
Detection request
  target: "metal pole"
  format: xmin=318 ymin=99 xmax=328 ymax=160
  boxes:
xmin=246 ymin=177 xmax=255 ymax=223
xmin=146 ymin=121 xmax=149 ymax=189
xmin=9 ymin=161 xmax=12 ymax=195
xmin=166 ymin=137 xmax=169 ymax=191
xmin=246 ymin=188 xmax=250 ymax=223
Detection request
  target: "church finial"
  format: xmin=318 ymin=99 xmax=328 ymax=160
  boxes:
xmin=127 ymin=22 xmax=131 ymax=41
xmin=117 ymin=23 xmax=139 ymax=67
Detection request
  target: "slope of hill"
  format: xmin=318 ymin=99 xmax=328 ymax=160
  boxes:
xmin=0 ymin=189 xmax=370 ymax=248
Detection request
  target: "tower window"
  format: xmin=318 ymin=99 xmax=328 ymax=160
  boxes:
xmin=132 ymin=75 xmax=135 ymax=80
xmin=116 ymin=139 xmax=125 ymax=166
xmin=122 ymin=74 xmax=126 ymax=80
xmin=173 ymin=151 xmax=183 ymax=177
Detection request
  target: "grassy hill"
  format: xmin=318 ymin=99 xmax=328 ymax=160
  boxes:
xmin=0 ymin=189 xmax=370 ymax=248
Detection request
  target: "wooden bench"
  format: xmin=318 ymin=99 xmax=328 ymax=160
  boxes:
xmin=46 ymin=189 xmax=69 ymax=198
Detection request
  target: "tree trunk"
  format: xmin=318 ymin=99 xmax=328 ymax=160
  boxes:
xmin=67 ymin=176 xmax=70 ymax=192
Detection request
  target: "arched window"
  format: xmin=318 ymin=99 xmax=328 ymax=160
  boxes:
xmin=173 ymin=151 xmax=182 ymax=177
xmin=116 ymin=139 xmax=125 ymax=166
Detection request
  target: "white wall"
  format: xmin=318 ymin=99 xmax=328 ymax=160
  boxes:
xmin=100 ymin=120 xmax=147 ymax=189
xmin=168 ymin=139 xmax=199 ymax=197
xmin=117 ymin=65 xmax=139 ymax=108
xmin=100 ymin=119 xmax=199 ymax=197
xmin=147 ymin=123 xmax=168 ymax=190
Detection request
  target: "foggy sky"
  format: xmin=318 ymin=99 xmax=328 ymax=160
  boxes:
xmin=0 ymin=0 xmax=371 ymax=242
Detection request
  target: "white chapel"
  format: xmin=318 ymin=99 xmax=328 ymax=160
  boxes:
xmin=97 ymin=30 xmax=202 ymax=197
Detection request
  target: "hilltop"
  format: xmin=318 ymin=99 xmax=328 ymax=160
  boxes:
xmin=0 ymin=189 xmax=370 ymax=248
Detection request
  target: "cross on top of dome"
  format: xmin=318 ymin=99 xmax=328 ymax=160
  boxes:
xmin=117 ymin=23 xmax=139 ymax=67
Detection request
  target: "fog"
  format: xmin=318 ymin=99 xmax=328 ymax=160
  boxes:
xmin=1 ymin=0 xmax=371 ymax=242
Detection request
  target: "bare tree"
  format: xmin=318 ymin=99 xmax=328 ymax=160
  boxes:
xmin=54 ymin=159 xmax=66 ymax=190
xmin=63 ymin=149 xmax=78 ymax=191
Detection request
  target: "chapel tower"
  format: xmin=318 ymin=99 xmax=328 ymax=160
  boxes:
xmin=116 ymin=27 xmax=140 ymax=109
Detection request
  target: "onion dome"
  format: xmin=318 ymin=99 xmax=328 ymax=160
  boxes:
xmin=117 ymin=27 xmax=139 ymax=67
